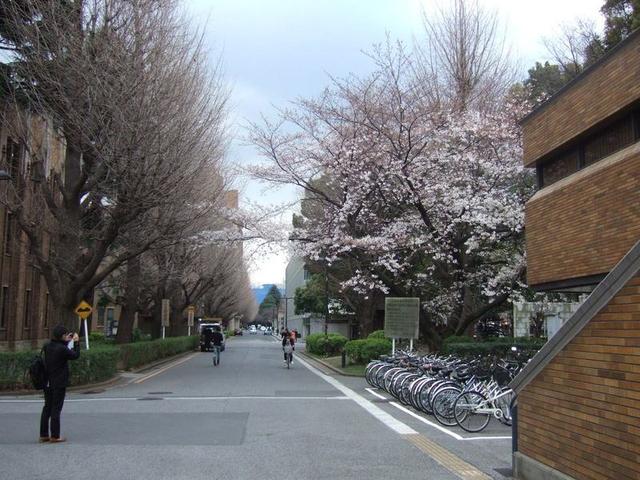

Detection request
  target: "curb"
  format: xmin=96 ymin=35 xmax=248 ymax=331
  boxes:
xmin=298 ymin=351 xmax=364 ymax=377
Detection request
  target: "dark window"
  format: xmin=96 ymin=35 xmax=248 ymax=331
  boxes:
xmin=303 ymin=267 xmax=311 ymax=281
xmin=583 ymin=116 xmax=635 ymax=167
xmin=539 ymin=109 xmax=640 ymax=189
xmin=541 ymin=149 xmax=579 ymax=187
xmin=4 ymin=212 xmax=14 ymax=256
xmin=0 ymin=286 xmax=7 ymax=328
xmin=97 ymin=306 xmax=105 ymax=327
xmin=24 ymin=289 xmax=32 ymax=329
xmin=44 ymin=292 xmax=50 ymax=328
xmin=6 ymin=137 xmax=21 ymax=180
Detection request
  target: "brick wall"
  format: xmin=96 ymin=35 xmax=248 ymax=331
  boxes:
xmin=526 ymin=146 xmax=640 ymax=287
xmin=522 ymin=31 xmax=640 ymax=166
xmin=517 ymin=274 xmax=640 ymax=480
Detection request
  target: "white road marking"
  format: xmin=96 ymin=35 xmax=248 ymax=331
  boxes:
xmin=365 ymin=387 xmax=512 ymax=442
xmin=0 ymin=396 xmax=350 ymax=403
xmin=133 ymin=353 xmax=199 ymax=384
xmin=296 ymin=355 xmax=417 ymax=435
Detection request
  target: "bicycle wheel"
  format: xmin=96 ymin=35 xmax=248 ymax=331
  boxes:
xmin=495 ymin=387 xmax=513 ymax=426
xmin=431 ymin=386 xmax=461 ymax=427
xmin=454 ymin=391 xmax=491 ymax=433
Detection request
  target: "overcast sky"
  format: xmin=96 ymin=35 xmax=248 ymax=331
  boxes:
xmin=186 ymin=0 xmax=604 ymax=287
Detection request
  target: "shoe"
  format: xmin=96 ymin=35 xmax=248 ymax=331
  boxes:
xmin=38 ymin=437 xmax=50 ymax=443
xmin=50 ymin=437 xmax=67 ymax=443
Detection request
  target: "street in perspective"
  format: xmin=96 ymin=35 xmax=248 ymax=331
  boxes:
xmin=0 ymin=334 xmax=512 ymax=480
xmin=1 ymin=1 xmax=639 ymax=480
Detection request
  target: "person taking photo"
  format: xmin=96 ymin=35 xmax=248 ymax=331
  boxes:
xmin=39 ymin=325 xmax=80 ymax=443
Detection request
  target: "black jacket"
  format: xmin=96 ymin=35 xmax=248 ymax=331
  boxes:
xmin=211 ymin=331 xmax=224 ymax=346
xmin=43 ymin=339 xmax=80 ymax=388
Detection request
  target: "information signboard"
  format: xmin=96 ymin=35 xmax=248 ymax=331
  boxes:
xmin=384 ymin=297 xmax=420 ymax=339
xmin=161 ymin=299 xmax=170 ymax=327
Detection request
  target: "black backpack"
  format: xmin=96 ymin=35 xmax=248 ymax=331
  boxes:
xmin=28 ymin=347 xmax=47 ymax=390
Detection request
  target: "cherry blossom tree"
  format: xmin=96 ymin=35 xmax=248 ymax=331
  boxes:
xmin=249 ymin=40 xmax=535 ymax=347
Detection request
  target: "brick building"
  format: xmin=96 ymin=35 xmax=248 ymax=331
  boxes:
xmin=0 ymin=105 xmax=64 ymax=351
xmin=510 ymin=29 xmax=640 ymax=479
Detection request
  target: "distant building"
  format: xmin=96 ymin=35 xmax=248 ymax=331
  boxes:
xmin=284 ymin=257 xmax=351 ymax=338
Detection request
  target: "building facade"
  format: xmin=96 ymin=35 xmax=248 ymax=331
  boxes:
xmin=511 ymin=29 xmax=640 ymax=480
xmin=0 ymin=105 xmax=65 ymax=351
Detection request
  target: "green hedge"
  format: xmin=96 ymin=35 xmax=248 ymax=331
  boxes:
xmin=344 ymin=338 xmax=392 ymax=364
xmin=0 ymin=346 xmax=120 ymax=390
xmin=70 ymin=347 xmax=120 ymax=386
xmin=442 ymin=335 xmax=474 ymax=345
xmin=0 ymin=335 xmax=200 ymax=390
xmin=305 ymin=333 xmax=349 ymax=356
xmin=367 ymin=330 xmax=386 ymax=339
xmin=118 ymin=336 xmax=198 ymax=370
xmin=441 ymin=337 xmax=547 ymax=357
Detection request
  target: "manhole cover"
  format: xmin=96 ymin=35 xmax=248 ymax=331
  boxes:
xmin=82 ymin=389 xmax=105 ymax=394
xmin=148 ymin=391 xmax=173 ymax=395
xmin=137 ymin=397 xmax=163 ymax=401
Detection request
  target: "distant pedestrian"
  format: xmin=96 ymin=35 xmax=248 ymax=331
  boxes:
xmin=40 ymin=325 xmax=80 ymax=443
xmin=211 ymin=325 xmax=224 ymax=366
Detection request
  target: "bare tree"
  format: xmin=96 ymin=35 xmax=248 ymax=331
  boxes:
xmin=415 ymin=0 xmax=515 ymax=110
xmin=543 ymin=19 xmax=605 ymax=78
xmin=0 ymin=0 xmax=229 ymax=325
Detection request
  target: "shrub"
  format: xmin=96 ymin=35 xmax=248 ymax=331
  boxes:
xmin=132 ymin=328 xmax=152 ymax=343
xmin=69 ymin=347 xmax=120 ymax=385
xmin=367 ymin=330 xmax=386 ymax=340
xmin=441 ymin=337 xmax=547 ymax=358
xmin=118 ymin=336 xmax=198 ymax=370
xmin=344 ymin=339 xmax=367 ymax=364
xmin=442 ymin=335 xmax=474 ymax=345
xmin=0 ymin=350 xmax=33 ymax=390
xmin=359 ymin=338 xmax=392 ymax=363
xmin=305 ymin=333 xmax=348 ymax=356
xmin=0 ymin=346 xmax=120 ymax=391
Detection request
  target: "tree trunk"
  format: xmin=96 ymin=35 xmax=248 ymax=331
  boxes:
xmin=116 ymin=257 xmax=140 ymax=344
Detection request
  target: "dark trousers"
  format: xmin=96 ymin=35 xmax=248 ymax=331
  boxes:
xmin=40 ymin=387 xmax=66 ymax=438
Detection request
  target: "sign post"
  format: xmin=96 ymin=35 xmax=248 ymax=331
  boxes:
xmin=161 ymin=299 xmax=170 ymax=339
xmin=74 ymin=300 xmax=93 ymax=350
xmin=384 ymin=297 xmax=420 ymax=355
xmin=187 ymin=306 xmax=195 ymax=336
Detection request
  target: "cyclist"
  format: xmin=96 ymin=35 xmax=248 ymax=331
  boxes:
xmin=211 ymin=325 xmax=224 ymax=366
xmin=282 ymin=329 xmax=295 ymax=365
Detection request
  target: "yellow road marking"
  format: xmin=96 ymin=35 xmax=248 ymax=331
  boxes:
xmin=405 ymin=434 xmax=492 ymax=480
xmin=133 ymin=353 xmax=199 ymax=384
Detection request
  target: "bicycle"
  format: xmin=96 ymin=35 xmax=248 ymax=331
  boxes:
xmin=453 ymin=386 xmax=513 ymax=432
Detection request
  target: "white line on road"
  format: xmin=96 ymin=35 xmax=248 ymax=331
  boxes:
xmin=133 ymin=353 xmax=199 ymax=384
xmin=365 ymin=388 xmax=511 ymax=442
xmin=296 ymin=355 xmax=417 ymax=435
xmin=0 ymin=395 xmax=350 ymax=403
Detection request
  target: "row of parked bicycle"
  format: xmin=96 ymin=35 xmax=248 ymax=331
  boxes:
xmin=365 ymin=352 xmax=520 ymax=433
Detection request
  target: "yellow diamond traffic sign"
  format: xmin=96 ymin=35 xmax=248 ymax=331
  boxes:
xmin=74 ymin=300 xmax=93 ymax=319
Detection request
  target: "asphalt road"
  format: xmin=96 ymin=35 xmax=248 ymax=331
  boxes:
xmin=0 ymin=335 xmax=512 ymax=480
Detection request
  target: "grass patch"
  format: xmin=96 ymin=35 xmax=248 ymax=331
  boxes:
xmin=305 ymin=352 xmax=366 ymax=376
